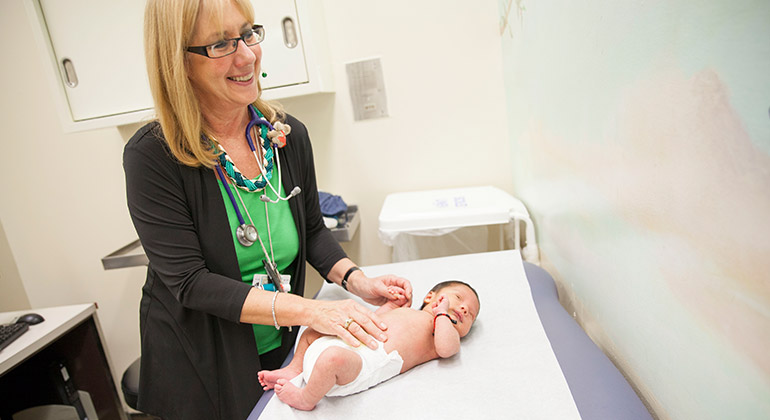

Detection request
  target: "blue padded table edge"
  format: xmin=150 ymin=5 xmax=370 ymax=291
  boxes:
xmin=523 ymin=262 xmax=652 ymax=420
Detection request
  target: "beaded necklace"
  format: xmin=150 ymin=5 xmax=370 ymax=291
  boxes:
xmin=212 ymin=106 xmax=274 ymax=192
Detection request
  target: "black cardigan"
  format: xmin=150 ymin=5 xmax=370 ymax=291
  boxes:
xmin=123 ymin=114 xmax=347 ymax=420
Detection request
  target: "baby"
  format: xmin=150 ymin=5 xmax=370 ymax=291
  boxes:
xmin=258 ymin=280 xmax=480 ymax=410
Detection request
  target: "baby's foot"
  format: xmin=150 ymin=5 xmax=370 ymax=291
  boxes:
xmin=258 ymin=366 xmax=301 ymax=390
xmin=275 ymin=378 xmax=318 ymax=411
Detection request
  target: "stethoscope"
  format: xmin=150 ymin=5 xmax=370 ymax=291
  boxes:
xmin=215 ymin=164 xmax=260 ymax=247
xmin=215 ymin=104 xmax=301 ymax=248
xmin=244 ymin=105 xmax=301 ymax=205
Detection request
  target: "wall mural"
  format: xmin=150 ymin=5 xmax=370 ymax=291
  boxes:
xmin=499 ymin=0 xmax=770 ymax=418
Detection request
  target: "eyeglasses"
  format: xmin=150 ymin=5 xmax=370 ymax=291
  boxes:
xmin=186 ymin=25 xmax=265 ymax=58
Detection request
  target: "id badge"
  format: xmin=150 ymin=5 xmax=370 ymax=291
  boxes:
xmin=253 ymin=274 xmax=292 ymax=292
xmin=255 ymin=259 xmax=292 ymax=292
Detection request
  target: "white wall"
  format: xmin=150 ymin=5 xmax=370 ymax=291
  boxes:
xmin=0 ymin=0 xmax=510 ymax=408
xmin=282 ymin=0 xmax=513 ymax=267
xmin=500 ymin=0 xmax=770 ymax=418
xmin=0 ymin=219 xmax=29 ymax=311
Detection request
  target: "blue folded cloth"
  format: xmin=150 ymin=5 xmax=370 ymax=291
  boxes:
xmin=318 ymin=192 xmax=348 ymax=218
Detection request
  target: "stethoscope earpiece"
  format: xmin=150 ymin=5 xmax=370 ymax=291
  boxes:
xmin=260 ymin=186 xmax=302 ymax=204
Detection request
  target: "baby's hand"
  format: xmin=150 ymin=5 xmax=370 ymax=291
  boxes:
xmin=431 ymin=295 xmax=450 ymax=315
xmin=387 ymin=285 xmax=409 ymax=307
xmin=376 ymin=285 xmax=410 ymax=315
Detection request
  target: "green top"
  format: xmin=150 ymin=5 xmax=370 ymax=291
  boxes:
xmin=216 ymin=171 xmax=299 ymax=355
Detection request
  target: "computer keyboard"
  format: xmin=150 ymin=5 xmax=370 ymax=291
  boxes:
xmin=0 ymin=322 xmax=29 ymax=352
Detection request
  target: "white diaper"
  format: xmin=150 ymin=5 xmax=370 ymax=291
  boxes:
xmin=302 ymin=336 xmax=404 ymax=397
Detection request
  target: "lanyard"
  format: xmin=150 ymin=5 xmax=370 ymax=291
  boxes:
xmin=215 ymin=164 xmax=286 ymax=293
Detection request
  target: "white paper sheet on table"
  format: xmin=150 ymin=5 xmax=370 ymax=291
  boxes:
xmin=259 ymin=250 xmax=581 ymax=419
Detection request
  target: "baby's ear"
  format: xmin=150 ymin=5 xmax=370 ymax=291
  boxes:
xmin=423 ymin=291 xmax=435 ymax=306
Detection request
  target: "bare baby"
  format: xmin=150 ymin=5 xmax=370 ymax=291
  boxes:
xmin=258 ymin=280 xmax=480 ymax=410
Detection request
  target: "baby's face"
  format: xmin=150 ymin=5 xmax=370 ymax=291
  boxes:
xmin=423 ymin=284 xmax=480 ymax=337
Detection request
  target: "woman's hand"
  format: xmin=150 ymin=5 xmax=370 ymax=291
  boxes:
xmin=350 ymin=272 xmax=413 ymax=308
xmin=307 ymin=298 xmax=389 ymax=350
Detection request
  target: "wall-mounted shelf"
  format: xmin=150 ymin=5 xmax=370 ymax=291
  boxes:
xmin=101 ymin=239 xmax=148 ymax=270
xmin=330 ymin=205 xmax=360 ymax=242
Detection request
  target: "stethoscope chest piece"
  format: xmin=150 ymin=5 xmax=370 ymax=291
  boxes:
xmin=237 ymin=224 xmax=258 ymax=247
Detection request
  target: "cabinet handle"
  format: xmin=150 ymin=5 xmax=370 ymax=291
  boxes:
xmin=281 ymin=17 xmax=298 ymax=48
xmin=61 ymin=58 xmax=78 ymax=88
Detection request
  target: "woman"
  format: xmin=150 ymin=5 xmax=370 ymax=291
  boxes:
xmin=124 ymin=0 xmax=412 ymax=418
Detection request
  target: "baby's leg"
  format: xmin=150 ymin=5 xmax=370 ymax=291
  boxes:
xmin=275 ymin=345 xmax=362 ymax=411
xmin=258 ymin=328 xmax=325 ymax=390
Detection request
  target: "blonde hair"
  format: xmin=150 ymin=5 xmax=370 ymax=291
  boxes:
xmin=144 ymin=0 xmax=283 ymax=168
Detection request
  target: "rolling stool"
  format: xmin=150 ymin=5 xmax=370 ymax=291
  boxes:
xmin=121 ymin=357 xmax=142 ymax=414
xmin=120 ymin=357 xmax=142 ymax=410
xmin=122 ymin=358 xmax=161 ymax=419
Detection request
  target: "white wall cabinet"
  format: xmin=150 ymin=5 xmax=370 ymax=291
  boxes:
xmin=256 ymin=0 xmax=333 ymax=99
xmin=25 ymin=0 xmax=332 ymax=132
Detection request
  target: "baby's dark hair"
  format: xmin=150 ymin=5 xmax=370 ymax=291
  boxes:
xmin=420 ymin=280 xmax=480 ymax=313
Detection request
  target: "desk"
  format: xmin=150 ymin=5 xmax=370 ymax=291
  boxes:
xmin=0 ymin=304 xmax=128 ymax=420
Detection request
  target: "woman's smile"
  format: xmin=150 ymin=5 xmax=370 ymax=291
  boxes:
xmin=229 ymin=72 xmax=254 ymax=83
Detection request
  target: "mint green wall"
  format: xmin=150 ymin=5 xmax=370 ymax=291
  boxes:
xmin=499 ymin=0 xmax=770 ymax=418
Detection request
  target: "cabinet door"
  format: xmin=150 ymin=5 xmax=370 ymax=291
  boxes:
xmin=252 ymin=0 xmax=309 ymax=90
xmin=39 ymin=0 xmax=152 ymax=122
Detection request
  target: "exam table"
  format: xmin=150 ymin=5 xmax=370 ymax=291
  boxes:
xmin=250 ymin=251 xmax=652 ymax=419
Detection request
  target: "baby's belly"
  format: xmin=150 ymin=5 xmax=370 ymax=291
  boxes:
xmin=380 ymin=310 xmax=434 ymax=367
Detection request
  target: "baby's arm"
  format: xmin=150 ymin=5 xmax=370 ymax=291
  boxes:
xmin=432 ymin=295 xmax=461 ymax=358
xmin=375 ymin=285 xmax=409 ymax=315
